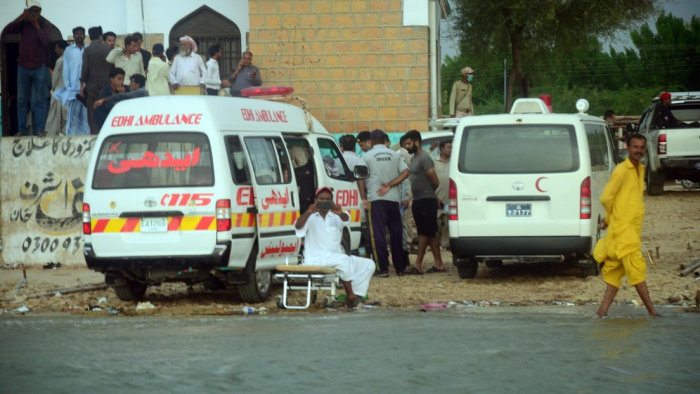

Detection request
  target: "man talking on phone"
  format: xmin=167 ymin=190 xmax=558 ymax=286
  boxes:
xmin=294 ymin=187 xmax=375 ymax=308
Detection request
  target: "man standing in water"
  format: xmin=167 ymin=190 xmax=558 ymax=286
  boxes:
xmin=595 ymin=133 xmax=659 ymax=318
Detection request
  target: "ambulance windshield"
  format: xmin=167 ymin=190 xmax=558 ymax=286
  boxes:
xmin=92 ymin=132 xmax=213 ymax=189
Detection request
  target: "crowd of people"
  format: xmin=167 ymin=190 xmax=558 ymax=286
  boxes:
xmin=4 ymin=1 xmax=263 ymax=136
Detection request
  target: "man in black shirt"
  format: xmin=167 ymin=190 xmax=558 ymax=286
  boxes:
xmin=659 ymin=92 xmax=700 ymax=128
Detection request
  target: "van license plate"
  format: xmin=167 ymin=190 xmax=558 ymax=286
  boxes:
xmin=140 ymin=217 xmax=168 ymax=232
xmin=506 ymin=204 xmax=532 ymax=217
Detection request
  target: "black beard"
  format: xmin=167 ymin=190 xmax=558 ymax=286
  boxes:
xmin=407 ymin=146 xmax=417 ymax=154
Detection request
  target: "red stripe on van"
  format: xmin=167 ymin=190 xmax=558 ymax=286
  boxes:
xmin=196 ymin=216 xmax=214 ymax=230
xmin=168 ymin=217 xmax=182 ymax=231
xmin=93 ymin=219 xmax=109 ymax=233
xmin=121 ymin=218 xmax=139 ymax=232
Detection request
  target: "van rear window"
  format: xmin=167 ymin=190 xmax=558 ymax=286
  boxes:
xmin=458 ymin=125 xmax=579 ymax=173
xmin=92 ymin=132 xmax=213 ymax=189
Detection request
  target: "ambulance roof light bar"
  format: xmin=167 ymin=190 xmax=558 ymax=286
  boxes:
xmin=240 ymin=86 xmax=294 ymax=98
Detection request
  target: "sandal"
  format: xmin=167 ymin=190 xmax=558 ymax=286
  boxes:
xmin=405 ymin=266 xmax=423 ymax=275
xmin=426 ymin=266 xmax=447 ymax=273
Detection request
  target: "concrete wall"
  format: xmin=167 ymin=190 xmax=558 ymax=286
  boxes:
xmin=1 ymin=136 xmax=95 ymax=266
xmin=248 ymin=0 xmax=431 ymax=134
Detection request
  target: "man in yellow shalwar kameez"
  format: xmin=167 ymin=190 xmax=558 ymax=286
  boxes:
xmin=594 ymin=133 xmax=660 ymax=318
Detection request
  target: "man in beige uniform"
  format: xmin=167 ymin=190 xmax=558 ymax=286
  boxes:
xmin=449 ymin=66 xmax=475 ymax=117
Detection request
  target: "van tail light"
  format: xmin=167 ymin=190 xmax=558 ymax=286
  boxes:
xmin=216 ymin=199 xmax=231 ymax=231
xmin=448 ymin=178 xmax=458 ymax=220
xmin=580 ymin=177 xmax=591 ymax=220
xmin=657 ymin=134 xmax=667 ymax=154
xmin=82 ymin=203 xmax=92 ymax=235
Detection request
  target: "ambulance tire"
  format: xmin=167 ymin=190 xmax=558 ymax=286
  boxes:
xmin=238 ymin=270 xmax=272 ymax=303
xmin=341 ymin=231 xmax=351 ymax=256
xmin=113 ymin=280 xmax=147 ymax=301
xmin=202 ymin=277 xmax=226 ymax=291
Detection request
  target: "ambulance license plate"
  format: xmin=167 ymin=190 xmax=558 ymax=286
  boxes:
xmin=506 ymin=204 xmax=532 ymax=217
xmin=140 ymin=217 xmax=168 ymax=232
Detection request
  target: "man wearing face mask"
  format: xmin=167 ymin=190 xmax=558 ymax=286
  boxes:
xmin=449 ymin=67 xmax=475 ymax=117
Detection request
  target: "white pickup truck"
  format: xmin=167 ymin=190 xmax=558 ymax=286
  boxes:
xmin=638 ymin=92 xmax=700 ymax=195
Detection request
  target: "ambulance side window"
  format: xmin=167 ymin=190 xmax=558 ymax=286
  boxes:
xmin=317 ymin=138 xmax=350 ymax=181
xmin=244 ymin=137 xmax=292 ymax=185
xmin=225 ymin=136 xmax=251 ymax=185
xmin=585 ymin=123 xmax=612 ymax=172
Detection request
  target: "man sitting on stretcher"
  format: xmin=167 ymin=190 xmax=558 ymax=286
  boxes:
xmin=294 ymin=187 xmax=375 ymax=308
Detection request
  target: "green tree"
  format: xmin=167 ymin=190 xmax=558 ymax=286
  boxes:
xmin=451 ymin=0 xmax=661 ymax=111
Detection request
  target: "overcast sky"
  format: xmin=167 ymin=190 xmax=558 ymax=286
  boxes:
xmin=440 ymin=0 xmax=700 ymax=62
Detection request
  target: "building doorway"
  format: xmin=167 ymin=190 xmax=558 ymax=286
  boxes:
xmin=1 ymin=17 xmax=63 ymax=136
xmin=169 ymin=6 xmax=242 ymax=83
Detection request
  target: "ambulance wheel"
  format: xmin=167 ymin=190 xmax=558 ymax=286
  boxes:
xmin=113 ymin=280 xmax=147 ymax=301
xmin=579 ymin=261 xmax=600 ymax=278
xmin=238 ymin=270 xmax=272 ymax=303
xmin=485 ymin=260 xmax=503 ymax=268
xmin=202 ymin=277 xmax=226 ymax=291
xmin=341 ymin=231 xmax=351 ymax=256
xmin=457 ymin=259 xmax=478 ymax=279
xmin=276 ymin=296 xmax=286 ymax=310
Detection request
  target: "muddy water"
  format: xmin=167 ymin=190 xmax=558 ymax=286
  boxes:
xmin=1 ymin=307 xmax=698 ymax=394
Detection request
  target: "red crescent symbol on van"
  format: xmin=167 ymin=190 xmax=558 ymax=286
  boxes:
xmin=535 ymin=177 xmax=548 ymax=192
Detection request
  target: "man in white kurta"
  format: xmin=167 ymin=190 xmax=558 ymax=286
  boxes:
xmin=169 ymin=35 xmax=206 ymax=93
xmin=53 ymin=27 xmax=89 ymax=135
xmin=295 ymin=187 xmax=374 ymax=307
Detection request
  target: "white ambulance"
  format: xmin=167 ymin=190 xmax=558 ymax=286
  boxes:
xmin=448 ymin=99 xmax=622 ymax=279
xmin=82 ymin=87 xmax=365 ymax=302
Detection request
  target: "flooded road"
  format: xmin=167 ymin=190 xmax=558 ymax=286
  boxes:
xmin=1 ymin=307 xmax=698 ymax=393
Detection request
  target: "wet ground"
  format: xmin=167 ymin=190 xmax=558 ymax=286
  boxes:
xmin=1 ymin=307 xmax=698 ymax=394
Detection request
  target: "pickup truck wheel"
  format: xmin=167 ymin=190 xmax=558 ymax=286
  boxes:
xmin=457 ymin=259 xmax=478 ymax=279
xmin=238 ymin=270 xmax=272 ymax=303
xmin=646 ymin=169 xmax=665 ymax=196
xmin=113 ymin=279 xmax=147 ymax=301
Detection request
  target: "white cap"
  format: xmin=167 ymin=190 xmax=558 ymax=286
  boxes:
xmin=26 ymin=1 xmax=42 ymax=9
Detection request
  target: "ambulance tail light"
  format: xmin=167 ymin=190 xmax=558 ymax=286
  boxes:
xmin=82 ymin=203 xmax=91 ymax=235
xmin=241 ymin=86 xmax=294 ymax=97
xmin=657 ymin=134 xmax=667 ymax=154
xmin=216 ymin=199 xmax=231 ymax=231
xmin=448 ymin=178 xmax=458 ymax=220
xmin=580 ymin=177 xmax=591 ymax=220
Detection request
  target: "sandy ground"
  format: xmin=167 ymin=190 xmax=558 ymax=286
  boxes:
xmin=1 ymin=183 xmax=698 ymax=316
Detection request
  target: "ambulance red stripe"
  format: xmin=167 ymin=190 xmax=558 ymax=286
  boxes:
xmin=196 ymin=216 xmax=214 ymax=230
xmin=93 ymin=219 xmax=109 ymax=233
xmin=121 ymin=218 xmax=140 ymax=232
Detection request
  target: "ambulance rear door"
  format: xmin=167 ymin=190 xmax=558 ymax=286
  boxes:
xmin=240 ymin=132 xmax=301 ymax=270
xmin=313 ymin=135 xmax=363 ymax=251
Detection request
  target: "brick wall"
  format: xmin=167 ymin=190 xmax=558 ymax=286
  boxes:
xmin=249 ymin=0 xmax=430 ymax=134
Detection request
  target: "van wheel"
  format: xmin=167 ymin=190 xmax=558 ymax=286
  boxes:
xmin=646 ymin=169 xmax=665 ymax=196
xmin=113 ymin=280 xmax=147 ymax=301
xmin=457 ymin=259 xmax=478 ymax=279
xmin=238 ymin=270 xmax=272 ymax=303
xmin=202 ymin=277 xmax=226 ymax=291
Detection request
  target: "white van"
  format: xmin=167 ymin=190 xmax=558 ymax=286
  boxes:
xmin=82 ymin=89 xmax=365 ymax=302
xmin=448 ymin=99 xmax=620 ymax=279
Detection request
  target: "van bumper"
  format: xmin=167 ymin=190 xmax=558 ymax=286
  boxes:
xmin=450 ymin=236 xmax=592 ymax=257
xmin=83 ymin=242 xmax=231 ymax=271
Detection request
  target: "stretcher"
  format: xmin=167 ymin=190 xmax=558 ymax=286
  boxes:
xmin=274 ymin=256 xmax=339 ymax=309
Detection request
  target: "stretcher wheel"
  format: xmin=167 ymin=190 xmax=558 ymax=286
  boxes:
xmin=276 ymin=296 xmax=286 ymax=310
xmin=322 ymin=297 xmax=335 ymax=309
